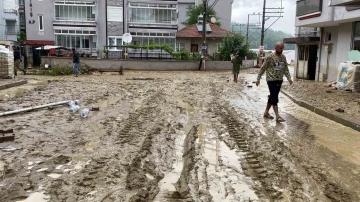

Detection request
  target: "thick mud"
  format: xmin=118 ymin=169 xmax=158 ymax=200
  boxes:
xmin=0 ymin=71 xmax=359 ymax=202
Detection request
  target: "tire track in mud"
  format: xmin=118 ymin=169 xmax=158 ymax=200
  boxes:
xmin=46 ymin=90 xmax=172 ymax=202
xmin=214 ymin=84 xmax=355 ymax=202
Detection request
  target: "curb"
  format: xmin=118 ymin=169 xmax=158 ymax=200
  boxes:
xmin=281 ymin=90 xmax=360 ymax=132
xmin=0 ymin=80 xmax=28 ymax=91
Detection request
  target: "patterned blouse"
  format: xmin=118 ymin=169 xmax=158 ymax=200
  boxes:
xmin=257 ymin=53 xmax=291 ymax=81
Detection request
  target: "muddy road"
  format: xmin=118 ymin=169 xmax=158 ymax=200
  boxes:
xmin=0 ymin=70 xmax=360 ymax=202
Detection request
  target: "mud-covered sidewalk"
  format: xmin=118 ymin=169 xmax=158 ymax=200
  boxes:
xmin=0 ymin=70 xmax=360 ymax=202
xmin=282 ymin=79 xmax=360 ymax=121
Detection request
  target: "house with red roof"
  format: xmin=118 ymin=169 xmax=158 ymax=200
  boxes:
xmin=176 ymin=23 xmax=234 ymax=56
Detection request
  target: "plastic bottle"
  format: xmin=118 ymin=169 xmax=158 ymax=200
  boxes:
xmin=69 ymin=105 xmax=80 ymax=113
xmin=3 ymin=94 xmax=9 ymax=102
xmin=68 ymin=100 xmax=80 ymax=107
xmin=80 ymin=108 xmax=89 ymax=118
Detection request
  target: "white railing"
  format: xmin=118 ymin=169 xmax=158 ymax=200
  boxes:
xmin=54 ymin=17 xmax=96 ymax=22
xmin=4 ymin=9 xmax=16 ymax=13
xmin=129 ymin=19 xmax=177 ymax=25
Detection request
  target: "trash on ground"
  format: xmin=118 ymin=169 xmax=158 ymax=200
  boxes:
xmin=0 ymin=100 xmax=73 ymax=117
xmin=0 ymin=146 xmax=21 ymax=152
xmin=69 ymin=105 xmax=80 ymax=113
xmin=90 ymin=107 xmax=100 ymax=111
xmin=80 ymin=108 xmax=89 ymax=118
xmin=127 ymin=78 xmax=154 ymax=80
xmin=0 ymin=129 xmax=13 ymax=134
xmin=335 ymin=108 xmax=345 ymax=113
xmin=0 ymin=133 xmax=15 ymax=143
xmin=67 ymin=100 xmax=80 ymax=107
xmin=2 ymin=94 xmax=9 ymax=102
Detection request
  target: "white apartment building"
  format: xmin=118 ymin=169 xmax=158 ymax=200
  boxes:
xmin=0 ymin=0 xmax=20 ymax=45
xmin=285 ymin=0 xmax=360 ymax=82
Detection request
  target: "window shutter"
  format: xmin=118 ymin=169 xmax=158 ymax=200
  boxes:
xmin=107 ymin=6 xmax=123 ymax=22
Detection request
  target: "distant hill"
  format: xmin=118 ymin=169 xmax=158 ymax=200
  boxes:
xmin=231 ymin=23 xmax=295 ymax=50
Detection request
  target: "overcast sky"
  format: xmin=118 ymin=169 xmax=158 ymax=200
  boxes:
xmin=231 ymin=0 xmax=296 ymax=35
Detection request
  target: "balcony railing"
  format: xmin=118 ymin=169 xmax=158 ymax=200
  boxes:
xmin=4 ymin=9 xmax=16 ymax=13
xmin=129 ymin=19 xmax=177 ymax=25
xmin=296 ymin=0 xmax=323 ymax=17
xmin=54 ymin=17 xmax=96 ymax=22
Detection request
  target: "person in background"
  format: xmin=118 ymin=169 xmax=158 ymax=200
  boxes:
xmin=72 ymin=48 xmax=80 ymax=77
xmin=256 ymin=42 xmax=293 ymax=123
xmin=13 ymin=46 xmax=26 ymax=76
xmin=231 ymin=53 xmax=241 ymax=83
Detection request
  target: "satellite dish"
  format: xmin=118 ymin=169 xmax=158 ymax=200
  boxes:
xmin=210 ymin=17 xmax=216 ymax=23
xmin=122 ymin=33 xmax=133 ymax=44
xmin=14 ymin=5 xmax=19 ymax=10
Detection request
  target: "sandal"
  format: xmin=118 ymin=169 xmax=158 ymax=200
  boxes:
xmin=263 ymin=113 xmax=274 ymax=119
xmin=276 ymin=117 xmax=286 ymax=123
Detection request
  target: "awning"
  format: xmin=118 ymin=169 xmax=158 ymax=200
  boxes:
xmin=24 ymin=40 xmax=55 ymax=46
xmin=283 ymin=37 xmax=320 ymax=44
xmin=35 ymin=46 xmax=69 ymax=50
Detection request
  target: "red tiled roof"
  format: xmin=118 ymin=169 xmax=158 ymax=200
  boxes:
xmin=176 ymin=23 xmax=234 ymax=38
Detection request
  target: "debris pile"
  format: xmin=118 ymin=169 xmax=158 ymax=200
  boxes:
xmin=0 ymin=45 xmax=14 ymax=79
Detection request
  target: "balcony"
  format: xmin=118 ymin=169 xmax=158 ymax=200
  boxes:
xmin=53 ymin=4 xmax=96 ymax=26
xmin=332 ymin=0 xmax=360 ymax=6
xmin=296 ymin=0 xmax=323 ymax=17
xmin=128 ymin=3 xmax=177 ymax=29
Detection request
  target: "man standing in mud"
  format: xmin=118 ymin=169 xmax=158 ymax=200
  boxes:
xmin=13 ymin=46 xmax=26 ymax=76
xmin=72 ymin=48 xmax=80 ymax=77
xmin=256 ymin=42 xmax=293 ymax=122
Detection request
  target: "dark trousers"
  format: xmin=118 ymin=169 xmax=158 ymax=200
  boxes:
xmin=267 ymin=80 xmax=283 ymax=106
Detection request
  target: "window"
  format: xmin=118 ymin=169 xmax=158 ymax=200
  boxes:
xmin=176 ymin=43 xmax=185 ymax=51
xmin=353 ymin=22 xmax=360 ymax=51
xmin=38 ymin=15 xmax=44 ymax=31
xmin=20 ymin=13 xmax=25 ymax=23
xmin=129 ymin=3 xmax=177 ymax=24
xmin=217 ymin=43 xmax=222 ymax=52
xmin=108 ymin=6 xmax=123 ymax=22
xmin=296 ymin=0 xmax=322 ymax=17
xmin=108 ymin=37 xmax=122 ymax=50
xmin=55 ymin=5 xmax=95 ymax=21
xmin=19 ymin=0 xmax=24 ymax=5
xmin=5 ymin=20 xmax=16 ymax=35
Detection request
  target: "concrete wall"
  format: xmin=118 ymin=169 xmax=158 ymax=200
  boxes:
xmin=178 ymin=3 xmax=193 ymax=30
xmin=25 ymin=0 xmax=54 ymax=41
xmin=98 ymin=1 xmax=107 ymax=58
xmin=208 ymin=0 xmax=232 ymax=30
xmin=41 ymin=57 xmax=234 ymax=70
xmin=107 ymin=0 xmax=124 ymax=36
xmin=314 ymin=22 xmax=353 ymax=82
xmin=295 ymin=3 xmax=335 ymax=27
xmin=334 ymin=6 xmax=360 ymax=23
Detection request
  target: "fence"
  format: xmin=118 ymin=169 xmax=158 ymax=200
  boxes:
xmin=103 ymin=46 xmax=201 ymax=61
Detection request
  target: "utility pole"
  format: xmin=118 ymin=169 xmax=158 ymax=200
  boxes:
xmin=246 ymin=14 xmax=250 ymax=43
xmin=260 ymin=0 xmax=266 ymax=47
xmin=201 ymin=0 xmax=207 ymax=71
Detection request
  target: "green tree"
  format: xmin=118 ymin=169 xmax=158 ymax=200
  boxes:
xmin=183 ymin=4 xmax=221 ymax=27
xmin=218 ymin=34 xmax=249 ymax=61
xmin=17 ymin=31 xmax=26 ymax=44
